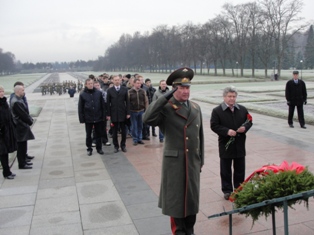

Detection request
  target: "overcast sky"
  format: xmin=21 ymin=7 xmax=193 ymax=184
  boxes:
xmin=0 ymin=0 xmax=313 ymax=63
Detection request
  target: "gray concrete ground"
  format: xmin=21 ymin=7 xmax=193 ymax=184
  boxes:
xmin=0 ymin=73 xmax=313 ymax=235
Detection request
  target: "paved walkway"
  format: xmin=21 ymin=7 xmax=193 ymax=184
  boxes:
xmin=0 ymin=73 xmax=314 ymax=235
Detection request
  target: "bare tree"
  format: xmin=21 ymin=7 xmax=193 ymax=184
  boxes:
xmin=223 ymin=3 xmax=252 ymax=77
xmin=260 ymin=0 xmax=306 ymax=76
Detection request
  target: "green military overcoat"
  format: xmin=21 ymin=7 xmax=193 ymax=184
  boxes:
xmin=143 ymin=95 xmax=204 ymax=218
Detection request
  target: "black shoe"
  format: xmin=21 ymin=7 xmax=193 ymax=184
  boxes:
xmin=97 ymin=150 xmax=104 ymax=155
xmin=114 ymin=148 xmax=119 ymax=153
xmin=152 ymin=133 xmax=157 ymax=137
xmin=121 ymin=147 xmax=127 ymax=152
xmin=10 ymin=173 xmax=16 ymax=177
xmin=26 ymin=155 xmax=35 ymax=160
xmin=160 ymin=139 xmax=164 ymax=143
xmin=137 ymin=141 xmax=145 ymax=144
xmin=224 ymin=193 xmax=231 ymax=200
xmin=5 ymin=175 xmax=15 ymax=179
xmin=289 ymin=124 xmax=294 ymax=128
xmin=19 ymin=165 xmax=32 ymax=169
xmin=142 ymin=137 xmax=150 ymax=140
xmin=25 ymin=162 xmax=33 ymax=165
xmin=301 ymin=126 xmax=307 ymax=129
xmin=87 ymin=150 xmax=92 ymax=156
xmin=25 ymin=159 xmax=31 ymax=162
xmin=133 ymin=142 xmax=138 ymax=146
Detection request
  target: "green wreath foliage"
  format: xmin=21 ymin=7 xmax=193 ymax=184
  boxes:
xmin=231 ymin=169 xmax=314 ymax=223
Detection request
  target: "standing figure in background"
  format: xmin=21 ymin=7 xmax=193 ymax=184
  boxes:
xmin=128 ymin=78 xmax=148 ymax=146
xmin=152 ymin=79 xmax=169 ymax=143
xmin=106 ymin=75 xmax=130 ymax=153
xmin=78 ymin=78 xmax=106 ymax=156
xmin=0 ymin=85 xmax=17 ymax=179
xmin=10 ymin=85 xmax=35 ymax=169
xmin=10 ymin=81 xmax=35 ymax=163
xmin=144 ymin=78 xmax=156 ymax=137
xmin=285 ymin=70 xmax=307 ymax=129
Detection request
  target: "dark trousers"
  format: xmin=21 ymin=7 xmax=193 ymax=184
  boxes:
xmin=85 ymin=122 xmax=103 ymax=151
xmin=288 ymin=104 xmax=305 ymax=126
xmin=220 ymin=157 xmax=245 ymax=193
xmin=170 ymin=215 xmax=196 ymax=235
xmin=17 ymin=141 xmax=27 ymax=168
xmin=142 ymin=122 xmax=149 ymax=138
xmin=112 ymin=122 xmax=126 ymax=149
xmin=0 ymin=153 xmax=12 ymax=177
xmin=147 ymin=125 xmax=156 ymax=136
xmin=101 ymin=120 xmax=109 ymax=143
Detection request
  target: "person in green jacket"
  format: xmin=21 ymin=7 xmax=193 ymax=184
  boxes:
xmin=143 ymin=67 xmax=204 ymax=235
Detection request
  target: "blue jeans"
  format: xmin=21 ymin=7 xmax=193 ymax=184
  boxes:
xmin=159 ymin=129 xmax=164 ymax=141
xmin=130 ymin=110 xmax=144 ymax=143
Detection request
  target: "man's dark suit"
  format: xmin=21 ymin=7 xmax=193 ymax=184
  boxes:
xmin=106 ymin=86 xmax=130 ymax=150
xmin=285 ymin=79 xmax=307 ymax=127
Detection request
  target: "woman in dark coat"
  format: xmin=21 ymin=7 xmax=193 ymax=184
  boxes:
xmin=0 ymin=85 xmax=17 ymax=179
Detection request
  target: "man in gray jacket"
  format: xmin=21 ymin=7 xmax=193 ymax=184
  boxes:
xmin=10 ymin=85 xmax=35 ymax=169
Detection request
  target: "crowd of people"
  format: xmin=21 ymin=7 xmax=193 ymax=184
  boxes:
xmin=40 ymin=80 xmax=83 ymax=96
xmin=0 ymin=69 xmax=308 ymax=235
xmin=0 ymin=81 xmax=35 ymax=180
xmin=78 ymin=73 xmax=168 ymax=155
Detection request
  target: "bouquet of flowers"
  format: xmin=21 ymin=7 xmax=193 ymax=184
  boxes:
xmin=230 ymin=161 xmax=314 ymax=223
xmin=225 ymin=113 xmax=253 ymax=150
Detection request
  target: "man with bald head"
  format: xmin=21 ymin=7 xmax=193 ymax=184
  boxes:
xmin=10 ymin=85 xmax=35 ymax=169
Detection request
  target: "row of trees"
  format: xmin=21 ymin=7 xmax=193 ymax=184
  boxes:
xmin=21 ymin=60 xmax=95 ymax=71
xmin=0 ymin=49 xmax=15 ymax=74
xmin=0 ymin=53 xmax=96 ymax=74
xmin=97 ymin=0 xmax=313 ymax=78
xmin=1 ymin=0 xmax=313 ymax=77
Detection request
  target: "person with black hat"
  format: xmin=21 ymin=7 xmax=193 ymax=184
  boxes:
xmin=143 ymin=67 xmax=204 ymax=235
xmin=285 ymin=70 xmax=307 ymax=128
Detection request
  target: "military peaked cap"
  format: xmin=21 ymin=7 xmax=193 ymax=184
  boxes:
xmin=166 ymin=67 xmax=194 ymax=86
xmin=293 ymin=70 xmax=299 ymax=75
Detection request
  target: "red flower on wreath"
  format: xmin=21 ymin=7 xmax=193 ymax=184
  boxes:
xmin=229 ymin=161 xmax=306 ymax=202
xmin=225 ymin=113 xmax=253 ymax=150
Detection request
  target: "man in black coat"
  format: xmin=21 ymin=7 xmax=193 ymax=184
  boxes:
xmin=10 ymin=85 xmax=35 ymax=169
xmin=210 ymin=86 xmax=253 ymax=200
xmin=78 ymin=78 xmax=106 ymax=156
xmin=106 ymin=75 xmax=130 ymax=153
xmin=285 ymin=70 xmax=307 ymax=128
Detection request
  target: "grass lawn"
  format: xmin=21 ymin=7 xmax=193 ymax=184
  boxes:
xmin=0 ymin=73 xmax=46 ymax=94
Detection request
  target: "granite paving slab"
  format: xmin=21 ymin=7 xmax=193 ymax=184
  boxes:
xmin=76 ymin=180 xmax=121 ymax=204
xmin=80 ymin=201 xmax=132 ymax=230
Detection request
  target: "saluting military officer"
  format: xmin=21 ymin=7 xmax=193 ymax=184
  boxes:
xmin=143 ymin=67 xmax=204 ymax=235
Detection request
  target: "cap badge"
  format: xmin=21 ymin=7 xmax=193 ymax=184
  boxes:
xmin=182 ymin=68 xmax=188 ymax=72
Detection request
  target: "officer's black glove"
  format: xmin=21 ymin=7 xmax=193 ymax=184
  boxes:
xmin=164 ymin=87 xmax=178 ymax=100
xmin=287 ymin=101 xmax=290 ymax=106
xmin=304 ymin=100 xmax=307 ymax=105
